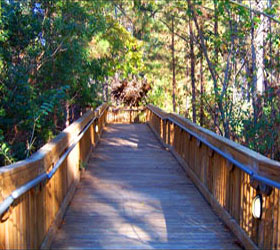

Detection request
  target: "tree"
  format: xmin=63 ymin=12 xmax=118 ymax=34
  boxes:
xmin=0 ymin=0 xmax=145 ymax=165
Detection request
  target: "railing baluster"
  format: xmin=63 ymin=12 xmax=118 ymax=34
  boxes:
xmin=146 ymin=104 xmax=280 ymax=250
xmin=0 ymin=103 xmax=108 ymax=249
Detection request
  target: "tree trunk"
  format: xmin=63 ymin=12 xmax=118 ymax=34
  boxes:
xmin=200 ymin=55 xmax=204 ymax=126
xmin=188 ymin=0 xmax=229 ymax=137
xmin=185 ymin=48 xmax=190 ymax=118
xmin=171 ymin=17 xmax=176 ymax=112
xmin=214 ymin=0 xmax=219 ymax=65
xmin=268 ymin=0 xmax=272 ymax=86
xmin=65 ymin=101 xmax=70 ymax=127
xmin=189 ymin=19 xmax=196 ymax=123
xmin=255 ymin=0 xmax=268 ymax=94
xmin=103 ymin=77 xmax=109 ymax=102
xmin=249 ymin=1 xmax=258 ymax=125
xmin=198 ymin=12 xmax=205 ymax=126
xmin=277 ymin=50 xmax=280 ymax=84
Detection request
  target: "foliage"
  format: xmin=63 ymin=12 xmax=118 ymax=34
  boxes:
xmin=243 ymin=87 xmax=280 ymax=159
xmin=110 ymin=0 xmax=280 ymax=160
xmin=1 ymin=0 xmax=280 ymax=164
xmin=0 ymin=0 xmax=145 ymax=166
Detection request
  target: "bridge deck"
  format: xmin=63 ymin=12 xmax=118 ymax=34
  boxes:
xmin=51 ymin=124 xmax=241 ymax=249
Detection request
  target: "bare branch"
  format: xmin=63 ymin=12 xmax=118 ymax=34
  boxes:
xmin=159 ymin=19 xmax=189 ymax=42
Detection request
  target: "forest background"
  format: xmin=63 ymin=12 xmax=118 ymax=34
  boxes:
xmin=1 ymin=0 xmax=280 ymax=165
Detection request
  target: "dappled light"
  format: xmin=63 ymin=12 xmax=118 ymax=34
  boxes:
xmin=2 ymin=0 xmax=280 ymax=249
xmin=51 ymin=123 xmax=240 ymax=249
xmin=1 ymin=105 xmax=280 ymax=249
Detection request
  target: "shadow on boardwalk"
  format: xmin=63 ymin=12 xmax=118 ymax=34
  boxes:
xmin=51 ymin=124 xmax=241 ymax=249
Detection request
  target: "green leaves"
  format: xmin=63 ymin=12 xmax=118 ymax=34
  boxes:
xmin=0 ymin=0 xmax=113 ymax=164
xmin=40 ymin=102 xmax=54 ymax=115
xmin=1 ymin=143 xmax=9 ymax=155
xmin=0 ymin=129 xmax=14 ymax=165
xmin=253 ymin=16 xmax=261 ymax=24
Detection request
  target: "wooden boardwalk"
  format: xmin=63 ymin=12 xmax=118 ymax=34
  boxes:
xmin=51 ymin=124 xmax=241 ymax=249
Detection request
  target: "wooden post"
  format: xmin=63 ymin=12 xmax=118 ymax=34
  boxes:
xmin=146 ymin=104 xmax=280 ymax=249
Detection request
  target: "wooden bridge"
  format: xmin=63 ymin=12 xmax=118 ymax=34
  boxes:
xmin=1 ymin=104 xmax=280 ymax=249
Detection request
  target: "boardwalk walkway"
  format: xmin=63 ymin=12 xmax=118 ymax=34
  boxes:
xmin=51 ymin=124 xmax=241 ymax=249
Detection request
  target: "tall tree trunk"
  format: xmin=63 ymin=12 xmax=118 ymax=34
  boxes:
xmin=53 ymin=107 xmax=58 ymax=129
xmin=189 ymin=19 xmax=196 ymax=123
xmin=214 ymin=0 xmax=219 ymax=66
xmin=277 ymin=50 xmax=280 ymax=84
xmin=198 ymin=11 xmax=205 ymax=127
xmin=245 ymin=60 xmax=251 ymax=102
xmin=255 ymin=0 xmax=268 ymax=94
xmin=200 ymin=55 xmax=204 ymax=126
xmin=171 ymin=17 xmax=176 ymax=112
xmin=65 ymin=100 xmax=70 ymax=127
xmin=213 ymin=0 xmax=219 ymax=133
xmin=103 ymin=76 xmax=109 ymax=102
xmin=268 ymin=0 xmax=272 ymax=86
xmin=185 ymin=47 xmax=190 ymax=118
xmin=249 ymin=1 xmax=258 ymax=125
xmin=187 ymin=0 xmax=229 ymax=137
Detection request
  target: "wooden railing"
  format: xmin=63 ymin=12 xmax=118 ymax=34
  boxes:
xmin=107 ymin=107 xmax=146 ymax=124
xmin=0 ymin=103 xmax=108 ymax=249
xmin=146 ymin=104 xmax=280 ymax=250
xmin=2 ymin=103 xmax=280 ymax=250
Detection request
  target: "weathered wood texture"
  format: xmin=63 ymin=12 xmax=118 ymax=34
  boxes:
xmin=0 ymin=104 xmax=108 ymax=250
xmin=147 ymin=104 xmax=280 ymax=249
xmin=107 ymin=107 xmax=146 ymax=124
xmin=51 ymin=124 xmax=241 ymax=249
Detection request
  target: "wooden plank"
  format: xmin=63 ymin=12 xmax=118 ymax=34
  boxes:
xmin=107 ymin=108 xmax=146 ymax=124
xmin=147 ymin=105 xmax=280 ymax=249
xmin=0 ymin=104 xmax=108 ymax=249
xmin=51 ymin=124 xmax=241 ymax=250
xmin=40 ymin=113 xmax=106 ymax=249
xmin=272 ymin=189 xmax=279 ymax=249
xmin=148 ymin=121 xmax=256 ymax=249
xmin=165 ymin=143 xmax=257 ymax=250
xmin=40 ymin=179 xmax=79 ymax=249
xmin=147 ymin=105 xmax=280 ymax=183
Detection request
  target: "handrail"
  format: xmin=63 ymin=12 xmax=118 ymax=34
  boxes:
xmin=148 ymin=105 xmax=280 ymax=190
xmin=47 ymin=116 xmax=97 ymax=179
xmin=147 ymin=106 xmax=166 ymax=120
xmin=168 ymin=118 xmax=254 ymax=176
xmin=109 ymin=107 xmax=146 ymax=112
xmin=0 ymin=173 xmax=48 ymax=216
xmin=98 ymin=103 xmax=109 ymax=120
xmin=0 ymin=106 xmax=107 ymax=218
